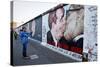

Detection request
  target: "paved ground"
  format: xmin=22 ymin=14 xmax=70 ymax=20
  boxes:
xmin=12 ymin=37 xmax=78 ymax=66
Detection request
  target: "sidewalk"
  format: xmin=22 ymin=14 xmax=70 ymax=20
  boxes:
xmin=12 ymin=38 xmax=78 ymax=66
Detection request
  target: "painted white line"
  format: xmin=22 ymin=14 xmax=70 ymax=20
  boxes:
xmin=41 ymin=42 xmax=82 ymax=61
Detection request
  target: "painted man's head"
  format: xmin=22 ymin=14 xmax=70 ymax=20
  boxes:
xmin=48 ymin=7 xmax=67 ymax=41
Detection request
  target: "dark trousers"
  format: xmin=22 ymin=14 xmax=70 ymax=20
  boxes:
xmin=22 ymin=43 xmax=27 ymax=57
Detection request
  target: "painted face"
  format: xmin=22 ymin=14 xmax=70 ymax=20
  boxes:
xmin=56 ymin=8 xmax=64 ymax=20
xmin=64 ymin=9 xmax=84 ymax=40
xmin=54 ymin=16 xmax=67 ymax=41
xmin=50 ymin=8 xmax=67 ymax=41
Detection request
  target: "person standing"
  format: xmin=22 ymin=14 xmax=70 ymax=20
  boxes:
xmin=19 ymin=27 xmax=32 ymax=59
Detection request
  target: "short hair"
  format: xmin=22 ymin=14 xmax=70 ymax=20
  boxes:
xmin=22 ymin=26 xmax=26 ymax=31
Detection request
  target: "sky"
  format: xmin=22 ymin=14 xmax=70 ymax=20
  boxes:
xmin=13 ymin=1 xmax=59 ymax=27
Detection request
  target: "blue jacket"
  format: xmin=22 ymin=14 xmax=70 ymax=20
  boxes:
xmin=19 ymin=31 xmax=31 ymax=45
